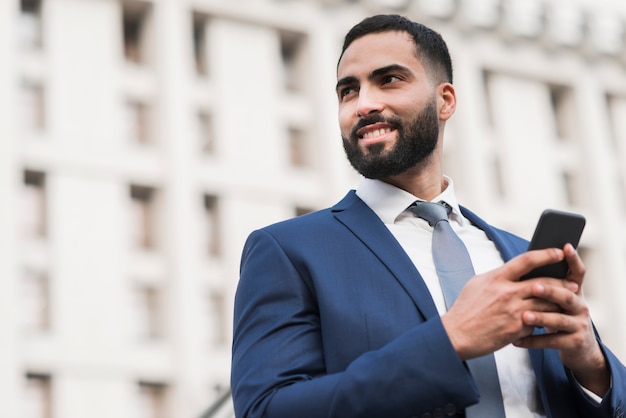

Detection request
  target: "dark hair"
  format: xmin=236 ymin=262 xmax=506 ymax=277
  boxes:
xmin=339 ymin=14 xmax=453 ymax=84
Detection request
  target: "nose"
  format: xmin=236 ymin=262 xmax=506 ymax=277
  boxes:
xmin=355 ymin=87 xmax=384 ymax=118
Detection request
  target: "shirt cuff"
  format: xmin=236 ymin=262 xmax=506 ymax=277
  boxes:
xmin=574 ymin=374 xmax=612 ymax=404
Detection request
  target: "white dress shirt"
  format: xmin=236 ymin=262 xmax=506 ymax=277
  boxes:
xmin=356 ymin=176 xmax=546 ymax=418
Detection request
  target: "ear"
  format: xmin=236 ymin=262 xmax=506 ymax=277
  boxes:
xmin=437 ymin=83 xmax=456 ymax=121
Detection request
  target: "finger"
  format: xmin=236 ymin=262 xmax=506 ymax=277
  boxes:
xmin=524 ymin=298 xmax=562 ymax=313
xmin=528 ymin=282 xmax=584 ymax=314
xmin=505 ymin=248 xmax=564 ymax=282
xmin=513 ymin=331 xmax=572 ymax=350
xmin=518 ymin=277 xmax=578 ymax=300
xmin=563 ymin=244 xmax=585 ymax=291
xmin=520 ymin=310 xmax=579 ymax=332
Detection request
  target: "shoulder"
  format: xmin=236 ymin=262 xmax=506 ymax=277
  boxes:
xmin=254 ymin=190 xmax=363 ymax=235
xmin=242 ymin=191 xmax=359 ymax=248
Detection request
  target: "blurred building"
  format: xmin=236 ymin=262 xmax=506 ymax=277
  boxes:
xmin=0 ymin=0 xmax=625 ymax=417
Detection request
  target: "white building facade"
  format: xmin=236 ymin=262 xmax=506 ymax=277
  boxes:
xmin=1 ymin=0 xmax=625 ymax=417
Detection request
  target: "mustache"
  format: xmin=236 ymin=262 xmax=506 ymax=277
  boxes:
xmin=350 ymin=114 xmax=399 ymax=139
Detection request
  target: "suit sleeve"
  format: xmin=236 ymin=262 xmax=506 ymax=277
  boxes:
xmin=231 ymin=229 xmax=480 ymax=418
xmin=567 ymin=344 xmax=626 ymax=417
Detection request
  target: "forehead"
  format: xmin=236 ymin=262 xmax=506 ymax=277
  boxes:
xmin=337 ymin=31 xmax=425 ymax=79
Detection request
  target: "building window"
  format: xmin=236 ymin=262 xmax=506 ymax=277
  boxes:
xmin=607 ymin=95 xmax=626 ymax=151
xmin=21 ymin=270 xmax=50 ymax=332
xmin=197 ymin=112 xmax=214 ymax=153
xmin=20 ymin=81 xmax=45 ymax=133
xmin=491 ymin=157 xmax=506 ymax=199
xmin=122 ymin=1 xmax=152 ymax=65
xmin=207 ymin=289 xmax=228 ymax=346
xmin=137 ymin=382 xmax=168 ymax=418
xmin=279 ymin=31 xmax=308 ymax=93
xmin=288 ymin=126 xmax=313 ymax=168
xmin=561 ymin=170 xmax=584 ymax=207
xmin=192 ymin=12 xmax=209 ymax=76
xmin=607 ymin=94 xmax=626 ymax=214
xmin=204 ymin=195 xmax=221 ymax=257
xmin=130 ymin=185 xmax=158 ymax=250
xmin=124 ymin=100 xmax=152 ymax=144
xmin=19 ymin=0 xmax=43 ymax=50
xmin=134 ymin=285 xmax=163 ymax=339
xmin=21 ymin=171 xmax=47 ymax=239
xmin=24 ymin=374 xmax=52 ymax=418
xmin=482 ymin=70 xmax=496 ymax=128
xmin=549 ymin=84 xmax=577 ymax=141
xmin=294 ymin=206 xmax=314 ymax=217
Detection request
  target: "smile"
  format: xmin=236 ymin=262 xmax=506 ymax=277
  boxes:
xmin=361 ymin=128 xmax=393 ymax=139
xmin=355 ymin=122 xmax=397 ymax=145
xmin=357 ymin=120 xmax=396 ymax=137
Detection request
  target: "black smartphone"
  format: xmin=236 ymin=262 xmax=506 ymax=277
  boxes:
xmin=520 ymin=209 xmax=586 ymax=280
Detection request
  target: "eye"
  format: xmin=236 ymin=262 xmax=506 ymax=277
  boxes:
xmin=381 ymin=75 xmax=401 ymax=85
xmin=339 ymin=86 xmax=357 ymax=100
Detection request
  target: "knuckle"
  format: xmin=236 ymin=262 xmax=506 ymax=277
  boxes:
xmin=563 ymin=292 xmax=576 ymax=308
xmin=570 ymin=333 xmax=585 ymax=349
xmin=557 ymin=315 xmax=569 ymax=329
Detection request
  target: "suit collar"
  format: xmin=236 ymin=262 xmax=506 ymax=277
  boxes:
xmin=356 ymin=177 xmax=467 ymax=226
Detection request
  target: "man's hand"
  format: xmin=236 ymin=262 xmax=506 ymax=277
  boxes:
xmin=441 ymin=244 xmax=610 ymax=397
xmin=441 ymin=247 xmax=569 ymax=359
xmin=513 ymin=244 xmax=610 ymax=397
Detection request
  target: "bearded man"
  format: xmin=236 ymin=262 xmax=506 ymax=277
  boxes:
xmin=231 ymin=14 xmax=626 ymax=418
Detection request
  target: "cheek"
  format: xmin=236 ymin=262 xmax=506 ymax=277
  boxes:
xmin=338 ymin=107 xmax=355 ymax=135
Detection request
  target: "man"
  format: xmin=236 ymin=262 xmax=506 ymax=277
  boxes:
xmin=231 ymin=14 xmax=626 ymax=418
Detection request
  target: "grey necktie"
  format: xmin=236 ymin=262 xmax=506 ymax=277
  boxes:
xmin=409 ymin=201 xmax=506 ymax=418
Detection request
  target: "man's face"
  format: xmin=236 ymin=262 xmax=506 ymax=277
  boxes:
xmin=336 ymin=31 xmax=441 ymax=179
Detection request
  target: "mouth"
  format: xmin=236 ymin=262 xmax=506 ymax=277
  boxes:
xmin=356 ymin=123 xmax=396 ymax=145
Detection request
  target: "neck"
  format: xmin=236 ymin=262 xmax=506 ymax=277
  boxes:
xmin=380 ymin=163 xmax=446 ymax=201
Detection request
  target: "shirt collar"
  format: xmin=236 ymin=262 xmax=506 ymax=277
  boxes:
xmin=355 ymin=176 xmax=466 ymax=226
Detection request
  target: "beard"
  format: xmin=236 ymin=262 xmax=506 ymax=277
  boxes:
xmin=342 ymin=98 xmax=439 ymax=179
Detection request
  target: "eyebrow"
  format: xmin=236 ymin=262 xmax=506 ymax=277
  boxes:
xmin=335 ymin=64 xmax=412 ymax=93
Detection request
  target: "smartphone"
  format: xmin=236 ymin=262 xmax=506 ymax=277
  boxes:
xmin=520 ymin=209 xmax=586 ymax=280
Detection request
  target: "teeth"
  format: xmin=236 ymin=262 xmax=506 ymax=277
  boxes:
xmin=362 ymin=128 xmax=391 ymax=139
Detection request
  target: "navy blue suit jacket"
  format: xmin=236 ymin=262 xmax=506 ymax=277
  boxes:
xmin=232 ymin=191 xmax=625 ymax=418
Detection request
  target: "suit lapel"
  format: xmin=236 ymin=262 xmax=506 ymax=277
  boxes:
xmin=461 ymin=206 xmax=527 ymax=262
xmin=331 ymin=191 xmax=439 ymax=320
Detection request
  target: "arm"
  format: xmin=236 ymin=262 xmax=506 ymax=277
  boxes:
xmin=231 ymin=229 xmax=479 ymax=418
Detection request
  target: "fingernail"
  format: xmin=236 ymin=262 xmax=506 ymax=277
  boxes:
xmin=566 ymin=281 xmax=579 ymax=292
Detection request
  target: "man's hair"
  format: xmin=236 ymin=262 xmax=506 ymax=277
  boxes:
xmin=339 ymin=14 xmax=453 ymax=85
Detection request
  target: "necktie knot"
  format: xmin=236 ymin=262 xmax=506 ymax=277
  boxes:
xmin=409 ymin=201 xmax=451 ymax=227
